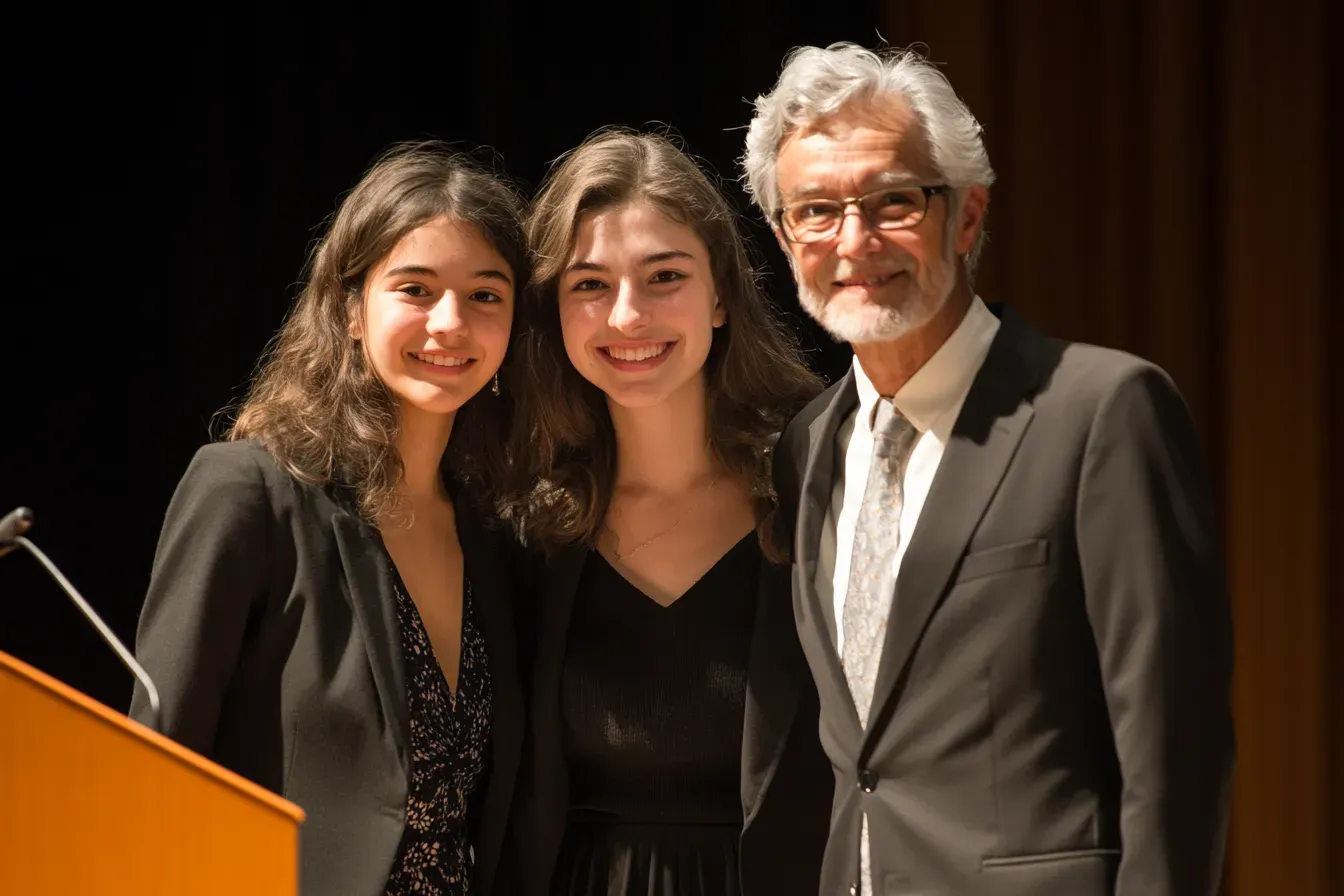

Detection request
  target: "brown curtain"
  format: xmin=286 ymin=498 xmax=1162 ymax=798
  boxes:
xmin=876 ymin=1 xmax=1340 ymax=894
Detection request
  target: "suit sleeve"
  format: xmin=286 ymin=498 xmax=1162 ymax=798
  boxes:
xmin=1076 ymin=366 xmax=1235 ymax=896
xmin=128 ymin=444 xmax=274 ymax=757
xmin=767 ymin=416 xmax=807 ymax=562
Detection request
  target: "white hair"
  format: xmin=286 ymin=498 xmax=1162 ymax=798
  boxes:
xmin=742 ymin=42 xmax=997 ymax=270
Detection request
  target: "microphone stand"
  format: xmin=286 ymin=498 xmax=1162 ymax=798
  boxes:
xmin=0 ymin=506 xmax=161 ymax=723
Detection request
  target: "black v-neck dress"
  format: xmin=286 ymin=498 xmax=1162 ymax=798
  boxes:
xmin=551 ymin=535 xmax=760 ymax=896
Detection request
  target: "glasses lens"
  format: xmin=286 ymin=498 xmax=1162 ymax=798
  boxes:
xmin=864 ymin=188 xmax=927 ymax=229
xmin=785 ymin=201 xmax=842 ymax=241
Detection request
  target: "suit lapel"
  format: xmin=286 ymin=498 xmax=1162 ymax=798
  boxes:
xmin=741 ymin=555 xmax=804 ymax=826
xmin=795 ymin=371 xmax=862 ymax=737
xmin=331 ymin=508 xmax=410 ymax=772
xmin=863 ymin=309 xmax=1043 ymax=745
xmin=797 ymin=371 xmax=857 ymax=641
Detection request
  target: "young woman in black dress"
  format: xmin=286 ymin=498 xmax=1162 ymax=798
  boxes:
xmin=129 ymin=143 xmax=528 ymax=896
xmin=502 ymin=129 xmax=833 ymax=896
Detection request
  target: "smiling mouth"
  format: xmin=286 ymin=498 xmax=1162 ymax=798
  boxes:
xmin=408 ymin=351 xmax=473 ymax=368
xmin=834 ymin=272 xmax=902 ymax=288
xmin=599 ymin=342 xmax=674 ymax=362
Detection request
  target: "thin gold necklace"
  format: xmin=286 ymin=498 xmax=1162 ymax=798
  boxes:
xmin=605 ymin=472 xmax=723 ymax=562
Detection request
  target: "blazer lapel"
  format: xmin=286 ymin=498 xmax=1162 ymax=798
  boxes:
xmin=528 ymin=543 xmax=587 ymax=882
xmin=455 ymin=501 xmax=522 ymax=747
xmin=331 ymin=508 xmax=410 ymax=772
xmin=795 ymin=371 xmax=862 ymax=736
xmin=863 ymin=309 xmax=1043 ymax=745
xmin=453 ymin=500 xmax=522 ymax=895
xmin=741 ymin=555 xmax=804 ymax=826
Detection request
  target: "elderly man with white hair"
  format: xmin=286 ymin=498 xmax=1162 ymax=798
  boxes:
xmin=745 ymin=42 xmax=1235 ymax=896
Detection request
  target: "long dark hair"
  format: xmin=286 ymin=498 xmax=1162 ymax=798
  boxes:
xmin=225 ymin=140 xmax=528 ymax=519
xmin=502 ymin=128 xmax=821 ymax=559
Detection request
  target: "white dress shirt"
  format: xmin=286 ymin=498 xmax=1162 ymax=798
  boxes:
xmin=815 ymin=296 xmax=1001 ymax=666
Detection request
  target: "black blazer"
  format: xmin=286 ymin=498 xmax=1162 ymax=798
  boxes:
xmin=507 ymin=541 xmax=833 ymax=896
xmin=774 ymin=304 xmax=1235 ymax=896
xmin=128 ymin=439 xmax=525 ymax=896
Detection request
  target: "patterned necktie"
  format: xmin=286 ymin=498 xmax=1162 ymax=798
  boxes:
xmin=842 ymin=398 xmax=919 ymax=896
xmin=842 ymin=398 xmax=919 ymax=725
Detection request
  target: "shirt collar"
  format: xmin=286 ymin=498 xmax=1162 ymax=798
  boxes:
xmin=852 ymin=295 xmax=1001 ymax=434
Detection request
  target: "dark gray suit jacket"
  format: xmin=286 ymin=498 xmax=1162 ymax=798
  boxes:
xmin=507 ymin=542 xmax=834 ymax=896
xmin=773 ymin=305 xmax=1235 ymax=896
xmin=128 ymin=439 xmax=525 ymax=896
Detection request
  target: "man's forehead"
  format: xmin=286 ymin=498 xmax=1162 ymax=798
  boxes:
xmin=777 ymin=96 xmax=934 ymax=187
xmin=792 ymin=95 xmax=918 ymax=144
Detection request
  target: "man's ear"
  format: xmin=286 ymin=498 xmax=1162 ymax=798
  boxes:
xmin=954 ymin=186 xmax=990 ymax=257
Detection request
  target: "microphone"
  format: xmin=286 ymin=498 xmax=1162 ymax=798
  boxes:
xmin=0 ymin=506 xmax=161 ymax=723
xmin=0 ymin=506 xmax=34 ymax=557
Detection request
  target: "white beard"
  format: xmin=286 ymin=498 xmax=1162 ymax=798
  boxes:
xmin=794 ymin=255 xmax=957 ymax=345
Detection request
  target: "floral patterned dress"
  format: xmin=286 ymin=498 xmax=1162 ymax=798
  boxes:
xmin=383 ymin=568 xmax=491 ymax=895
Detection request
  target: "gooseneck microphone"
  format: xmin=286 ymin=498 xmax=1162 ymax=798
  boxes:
xmin=0 ymin=506 xmax=161 ymax=723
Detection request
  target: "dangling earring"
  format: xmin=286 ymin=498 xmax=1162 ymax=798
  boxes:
xmin=491 ymin=372 xmax=501 ymax=396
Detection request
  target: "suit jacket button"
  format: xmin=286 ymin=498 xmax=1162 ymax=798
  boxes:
xmin=849 ymin=886 xmax=858 ymax=896
xmin=858 ymin=769 xmax=878 ymax=792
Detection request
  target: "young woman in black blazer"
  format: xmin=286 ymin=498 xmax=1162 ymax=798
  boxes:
xmin=500 ymin=129 xmax=834 ymax=896
xmin=129 ymin=143 xmax=528 ymax=896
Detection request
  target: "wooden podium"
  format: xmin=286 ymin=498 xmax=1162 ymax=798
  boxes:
xmin=0 ymin=650 xmax=306 ymax=895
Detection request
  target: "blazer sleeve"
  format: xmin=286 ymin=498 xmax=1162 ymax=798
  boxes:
xmin=128 ymin=443 xmax=275 ymax=757
xmin=1075 ymin=365 xmax=1236 ymax=896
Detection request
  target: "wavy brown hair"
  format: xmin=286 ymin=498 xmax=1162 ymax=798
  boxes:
xmin=224 ymin=140 xmax=528 ymax=520
xmin=501 ymin=129 xmax=822 ymax=560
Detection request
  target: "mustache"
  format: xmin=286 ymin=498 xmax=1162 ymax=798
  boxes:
xmin=830 ymin=266 xmax=905 ymax=282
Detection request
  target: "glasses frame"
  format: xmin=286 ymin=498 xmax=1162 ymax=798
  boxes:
xmin=775 ymin=184 xmax=951 ymax=244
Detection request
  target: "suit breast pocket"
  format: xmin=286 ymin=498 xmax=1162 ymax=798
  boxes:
xmin=953 ymin=539 xmax=1049 ymax=585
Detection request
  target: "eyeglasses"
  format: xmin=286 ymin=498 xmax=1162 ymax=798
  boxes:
xmin=775 ymin=184 xmax=950 ymax=244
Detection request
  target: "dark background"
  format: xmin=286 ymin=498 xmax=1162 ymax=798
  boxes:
xmin=3 ymin=3 xmax=869 ymax=708
xmin=2 ymin=3 xmax=1338 ymax=894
